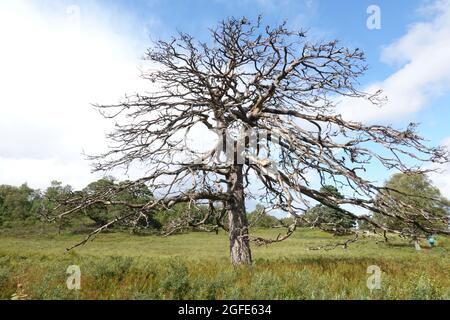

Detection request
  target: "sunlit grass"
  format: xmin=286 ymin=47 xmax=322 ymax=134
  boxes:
xmin=0 ymin=228 xmax=448 ymax=300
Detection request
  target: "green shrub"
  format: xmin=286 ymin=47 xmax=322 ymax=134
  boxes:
xmin=408 ymin=273 xmax=443 ymax=300
xmin=91 ymin=256 xmax=134 ymax=281
xmin=160 ymin=259 xmax=191 ymax=299
xmin=0 ymin=266 xmax=12 ymax=298
xmin=249 ymin=271 xmax=282 ymax=299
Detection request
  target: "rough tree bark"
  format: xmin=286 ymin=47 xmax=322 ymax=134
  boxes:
xmin=227 ymin=164 xmax=252 ymax=266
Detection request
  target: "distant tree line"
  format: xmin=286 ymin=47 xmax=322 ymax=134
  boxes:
xmin=0 ymin=173 xmax=448 ymax=240
xmin=0 ymin=177 xmax=160 ymax=233
xmin=0 ymin=177 xmax=238 ymax=234
xmin=233 ymin=173 xmax=449 ymax=241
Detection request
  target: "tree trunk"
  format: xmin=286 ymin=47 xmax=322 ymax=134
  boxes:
xmin=227 ymin=164 xmax=252 ymax=266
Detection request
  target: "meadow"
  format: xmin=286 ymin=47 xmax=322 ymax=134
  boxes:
xmin=0 ymin=228 xmax=448 ymax=300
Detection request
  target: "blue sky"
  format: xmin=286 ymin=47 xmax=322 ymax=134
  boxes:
xmin=1 ymin=0 xmax=450 ymax=202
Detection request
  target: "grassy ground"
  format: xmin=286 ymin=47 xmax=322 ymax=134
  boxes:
xmin=0 ymin=228 xmax=448 ymax=300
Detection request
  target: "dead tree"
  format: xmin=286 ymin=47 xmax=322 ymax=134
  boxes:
xmin=49 ymin=17 xmax=449 ymax=266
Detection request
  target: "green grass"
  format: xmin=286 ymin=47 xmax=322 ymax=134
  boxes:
xmin=0 ymin=228 xmax=449 ymax=300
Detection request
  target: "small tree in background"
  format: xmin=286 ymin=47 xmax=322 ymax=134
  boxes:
xmin=42 ymin=181 xmax=73 ymax=233
xmin=303 ymin=186 xmax=356 ymax=235
xmin=80 ymin=177 xmax=160 ymax=231
xmin=0 ymin=184 xmax=41 ymax=226
xmin=373 ymin=173 xmax=450 ymax=249
xmin=248 ymin=204 xmax=281 ymax=229
xmin=81 ymin=177 xmax=117 ymax=227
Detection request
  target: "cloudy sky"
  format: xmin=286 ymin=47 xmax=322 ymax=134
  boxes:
xmin=1 ymin=0 xmax=450 ymax=198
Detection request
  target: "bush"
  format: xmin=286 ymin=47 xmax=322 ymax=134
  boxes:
xmin=249 ymin=271 xmax=282 ymax=299
xmin=160 ymin=259 xmax=191 ymax=299
xmin=407 ymin=273 xmax=443 ymax=300
xmin=0 ymin=266 xmax=11 ymax=297
xmin=91 ymin=256 xmax=134 ymax=281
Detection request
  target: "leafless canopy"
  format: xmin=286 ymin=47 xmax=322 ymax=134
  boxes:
xmin=50 ymin=17 xmax=449 ymax=265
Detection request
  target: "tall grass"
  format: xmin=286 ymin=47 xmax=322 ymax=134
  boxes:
xmin=0 ymin=229 xmax=448 ymax=300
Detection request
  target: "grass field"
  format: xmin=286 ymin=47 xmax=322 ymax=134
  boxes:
xmin=0 ymin=228 xmax=449 ymax=300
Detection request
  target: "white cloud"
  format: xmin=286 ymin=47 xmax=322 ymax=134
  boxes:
xmin=338 ymin=0 xmax=450 ymax=123
xmin=0 ymin=0 xmax=150 ymax=189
